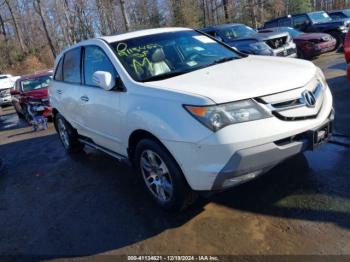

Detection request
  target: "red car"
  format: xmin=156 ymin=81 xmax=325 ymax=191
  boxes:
xmin=260 ymin=27 xmax=336 ymax=59
xmin=11 ymin=71 xmax=52 ymax=121
xmin=345 ymin=30 xmax=350 ymax=80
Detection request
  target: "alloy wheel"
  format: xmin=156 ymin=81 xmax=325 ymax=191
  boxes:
xmin=57 ymin=118 xmax=70 ymax=149
xmin=140 ymin=149 xmax=174 ymax=203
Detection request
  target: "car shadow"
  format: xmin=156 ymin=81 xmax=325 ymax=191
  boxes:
xmin=328 ymin=62 xmax=346 ymax=71
xmin=0 ymin=107 xmax=29 ymax=132
xmin=211 ymin=151 xmax=350 ymax=229
xmin=0 ymin=131 xmax=350 ymax=259
xmin=0 ymin=134 xmax=205 ymax=259
xmin=327 ymin=75 xmax=350 ymax=135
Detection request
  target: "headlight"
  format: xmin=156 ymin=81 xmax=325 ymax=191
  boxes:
xmin=184 ymin=99 xmax=271 ymax=132
xmin=316 ymin=66 xmax=327 ymax=88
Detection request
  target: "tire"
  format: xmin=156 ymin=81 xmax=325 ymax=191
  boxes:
xmin=297 ymin=47 xmax=306 ymax=59
xmin=55 ymin=113 xmax=84 ymax=153
xmin=329 ymin=31 xmax=343 ymax=51
xmin=135 ymin=138 xmax=197 ymax=211
xmin=15 ymin=108 xmax=25 ymax=119
xmin=22 ymin=106 xmax=32 ymax=123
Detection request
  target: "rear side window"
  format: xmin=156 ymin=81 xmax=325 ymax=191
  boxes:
xmin=83 ymin=46 xmax=117 ymax=87
xmin=63 ymin=48 xmax=81 ymax=84
xmin=54 ymin=57 xmax=63 ymax=81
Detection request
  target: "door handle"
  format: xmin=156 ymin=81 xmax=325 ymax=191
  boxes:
xmin=57 ymin=89 xmax=63 ymax=94
xmin=80 ymin=95 xmax=89 ymax=102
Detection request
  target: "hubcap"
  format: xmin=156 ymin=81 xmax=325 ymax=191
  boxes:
xmin=140 ymin=150 xmax=173 ymax=203
xmin=57 ymin=119 xmax=70 ymax=149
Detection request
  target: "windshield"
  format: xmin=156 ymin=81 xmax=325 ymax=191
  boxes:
xmin=111 ymin=30 xmax=241 ymax=82
xmin=220 ymin=25 xmax=256 ymax=40
xmin=0 ymin=76 xmax=9 ymax=80
xmin=343 ymin=10 xmax=350 ymax=18
xmin=21 ymin=75 xmax=51 ymax=92
xmin=309 ymin=12 xmax=332 ymax=23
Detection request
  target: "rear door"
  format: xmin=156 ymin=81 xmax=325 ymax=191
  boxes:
xmin=78 ymin=45 xmax=123 ymax=153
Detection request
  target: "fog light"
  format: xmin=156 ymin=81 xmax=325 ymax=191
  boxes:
xmin=222 ymin=170 xmax=263 ymax=188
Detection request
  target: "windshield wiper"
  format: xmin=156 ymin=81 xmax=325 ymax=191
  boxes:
xmin=142 ymin=70 xmax=190 ymax=82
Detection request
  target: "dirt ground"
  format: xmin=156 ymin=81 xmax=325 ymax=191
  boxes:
xmin=0 ymin=52 xmax=350 ymax=260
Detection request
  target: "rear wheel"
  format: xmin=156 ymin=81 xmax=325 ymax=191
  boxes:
xmin=55 ymin=113 xmax=84 ymax=153
xmin=135 ymin=139 xmax=197 ymax=211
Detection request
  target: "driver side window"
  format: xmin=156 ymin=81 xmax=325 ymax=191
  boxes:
xmin=83 ymin=46 xmax=117 ymax=87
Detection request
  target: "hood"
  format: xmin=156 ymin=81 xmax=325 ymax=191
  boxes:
xmin=23 ymin=88 xmax=48 ymax=99
xmin=312 ymin=20 xmax=345 ymax=29
xmin=295 ymin=32 xmax=333 ymax=41
xmin=147 ymin=56 xmax=316 ymax=104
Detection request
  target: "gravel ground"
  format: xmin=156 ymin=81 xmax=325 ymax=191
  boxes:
xmin=0 ymin=51 xmax=350 ymax=260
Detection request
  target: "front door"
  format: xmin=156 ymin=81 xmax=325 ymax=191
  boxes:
xmin=78 ymin=45 xmax=123 ymax=154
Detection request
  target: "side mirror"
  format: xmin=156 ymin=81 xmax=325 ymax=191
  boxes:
xmin=10 ymin=90 xmax=19 ymax=95
xmin=92 ymin=71 xmax=116 ymax=91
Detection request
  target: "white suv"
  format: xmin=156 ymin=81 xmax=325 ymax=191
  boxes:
xmin=0 ymin=74 xmax=14 ymax=107
xmin=50 ymin=28 xmax=334 ymax=210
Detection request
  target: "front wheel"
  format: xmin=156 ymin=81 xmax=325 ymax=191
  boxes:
xmin=55 ymin=113 xmax=84 ymax=153
xmin=135 ymin=139 xmax=197 ymax=211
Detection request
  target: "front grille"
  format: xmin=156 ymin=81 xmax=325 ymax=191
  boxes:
xmin=0 ymin=88 xmax=10 ymax=98
xmin=265 ymin=36 xmax=288 ymax=49
xmin=257 ymin=80 xmax=325 ymax=121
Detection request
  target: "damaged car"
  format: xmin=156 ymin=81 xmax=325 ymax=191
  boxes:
xmin=200 ymin=23 xmax=297 ymax=57
xmin=11 ymin=71 xmax=53 ymax=126
xmin=259 ymin=27 xmax=336 ymax=59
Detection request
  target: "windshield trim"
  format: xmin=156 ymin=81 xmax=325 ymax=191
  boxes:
xmin=109 ymin=30 xmax=245 ymax=83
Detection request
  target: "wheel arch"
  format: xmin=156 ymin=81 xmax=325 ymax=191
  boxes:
xmin=52 ymin=108 xmax=59 ymax=131
xmin=128 ymin=129 xmax=165 ymax=164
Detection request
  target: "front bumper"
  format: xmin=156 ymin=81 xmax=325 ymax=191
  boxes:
xmin=163 ymin=87 xmax=333 ymax=191
xmin=211 ymin=110 xmax=333 ymax=190
xmin=0 ymin=95 xmax=12 ymax=106
xmin=303 ymin=40 xmax=337 ymax=57
xmin=271 ymin=42 xmax=297 ymax=58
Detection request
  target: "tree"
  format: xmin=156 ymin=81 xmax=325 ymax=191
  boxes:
xmin=4 ymin=0 xmax=25 ymax=52
xmin=33 ymin=0 xmax=56 ymax=58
